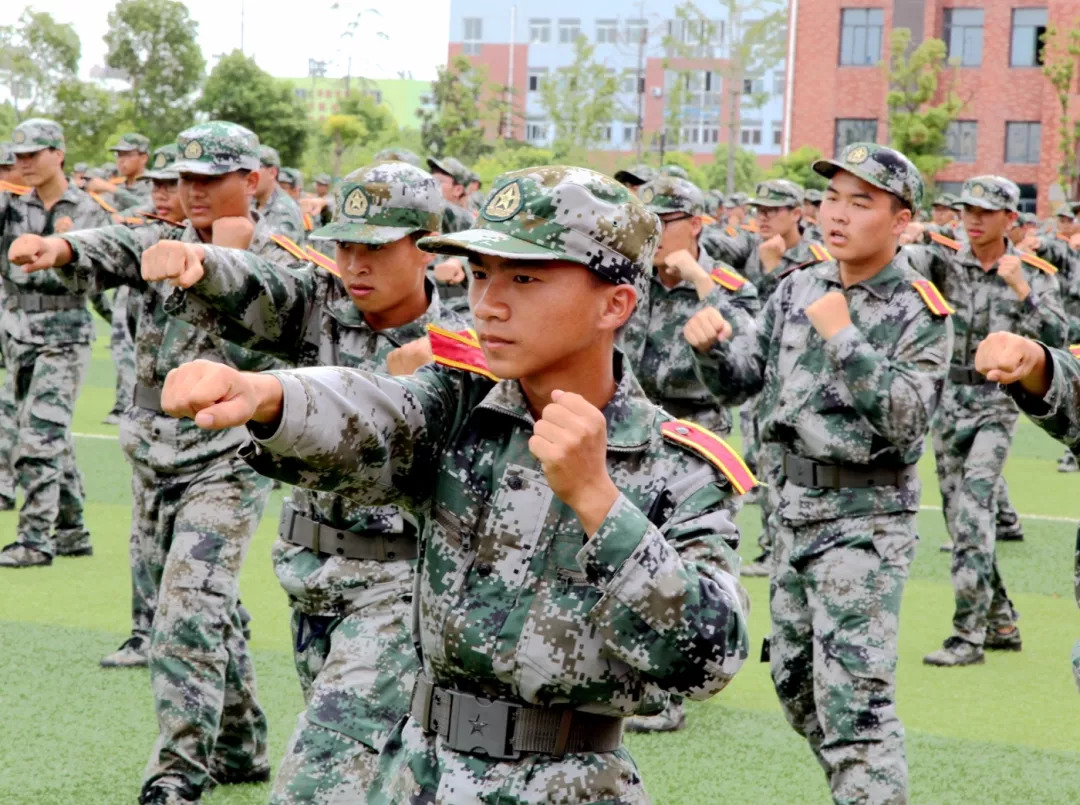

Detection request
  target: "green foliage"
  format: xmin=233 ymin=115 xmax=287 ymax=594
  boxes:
xmin=538 ymin=37 xmax=618 ymax=159
xmin=418 ymin=55 xmax=510 ymax=163
xmin=885 ymin=28 xmax=965 ymax=183
xmin=1041 ymin=25 xmax=1080 ymax=199
xmin=52 ymin=81 xmax=134 ymax=166
xmin=104 ymin=0 xmax=205 ymax=146
xmin=0 ymin=8 xmax=80 ymax=121
xmin=766 ymin=146 xmax=828 ymax=190
xmin=302 ymin=93 xmax=399 ymax=179
xmin=198 ymin=51 xmax=309 ymax=165
xmin=471 ymin=141 xmax=556 ymax=187
xmin=660 ymin=152 xmax=709 ymax=189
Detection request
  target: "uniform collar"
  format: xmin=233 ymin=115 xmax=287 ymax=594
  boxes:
xmin=813 ymin=255 xmax=906 ymax=300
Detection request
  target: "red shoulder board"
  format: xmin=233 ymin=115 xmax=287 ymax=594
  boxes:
xmin=270 ymin=233 xmax=307 ymax=262
xmin=0 ymin=180 xmax=30 ymax=195
xmin=928 ymin=231 xmax=961 ymax=250
xmin=807 ymin=243 xmax=832 ymax=263
xmin=1019 ymin=251 xmax=1057 ymax=275
xmin=724 ymin=225 xmax=738 ymax=237
xmin=427 ymin=324 xmax=499 ymax=382
xmin=911 ymin=279 xmax=955 ymax=316
xmin=304 ymin=245 xmax=340 ymax=277
xmin=142 ymin=212 xmax=184 ymax=228
xmin=710 ymin=265 xmax=748 ymax=291
xmin=701 ymin=214 xmax=717 ymax=226
xmin=109 ymin=175 xmax=125 ymax=185
xmin=1070 ymin=344 xmax=1080 ymax=359
xmin=661 ymin=420 xmax=758 ymax=495
xmin=1057 ymin=233 xmax=1071 ymax=243
xmin=88 ymin=191 xmax=117 ymax=213
xmin=302 ymin=212 xmax=314 ymax=231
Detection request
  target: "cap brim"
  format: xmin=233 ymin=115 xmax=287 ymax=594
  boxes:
xmin=9 ymin=144 xmax=52 ymax=154
xmin=813 ymin=158 xmax=910 ymax=206
xmin=144 ymin=170 xmax=179 ymax=181
xmin=958 ymin=195 xmax=1009 ymax=211
xmin=418 ymin=228 xmax=578 ymax=263
xmin=309 ymin=222 xmax=418 ymax=245
xmin=614 ymin=171 xmax=645 ymax=185
xmin=110 ymin=146 xmax=137 ymax=153
xmin=173 ymin=160 xmax=237 ymax=176
xmin=751 ymin=199 xmax=792 ymax=208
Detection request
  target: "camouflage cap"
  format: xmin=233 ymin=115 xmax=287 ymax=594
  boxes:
xmin=959 ymin=175 xmax=1020 ymax=212
xmin=1068 ymin=200 xmax=1080 ymax=215
xmin=100 ymin=162 xmax=119 ymax=177
xmin=813 ymin=142 xmax=923 ymax=211
xmin=932 ymin=192 xmax=958 ymax=208
xmin=87 ymin=168 xmax=109 ymax=180
xmin=638 ymin=176 xmax=705 ymax=217
xmin=110 ymin=133 xmax=151 ymax=154
xmin=309 ymin=161 xmax=443 ymax=245
xmin=704 ymin=189 xmax=724 ymax=211
xmin=1017 ymin=212 xmax=1037 ymax=227
xmin=427 ymin=155 xmax=470 ymax=186
xmin=660 ymin=164 xmax=690 ymax=180
xmin=804 ymin=188 xmax=823 ymax=204
xmin=258 ymin=145 xmax=281 ymax=169
xmin=277 ymin=167 xmax=300 ymax=187
xmin=0 ymin=144 xmax=13 ymax=166
xmin=417 ymin=166 xmax=661 ymax=301
xmin=1055 ymin=203 xmax=1075 ymax=220
xmin=752 ymin=179 xmax=804 ymax=208
xmin=145 ymin=144 xmax=181 ymax=181
xmin=10 ymin=118 xmax=65 ymax=154
xmin=173 ymin=121 xmax=260 ymax=176
xmin=374 ymin=147 xmax=422 ymax=168
xmin=724 ymin=192 xmax=749 ymax=208
xmin=614 ymin=164 xmax=656 ymax=186
xmin=315 ymin=173 xmax=331 ymax=186
xmin=72 ymin=161 xmax=88 ymax=173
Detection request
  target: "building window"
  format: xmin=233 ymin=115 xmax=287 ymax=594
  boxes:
xmin=529 ymin=18 xmax=551 ymax=44
xmin=834 ymin=118 xmax=878 ymax=155
xmin=944 ymin=8 xmax=984 ymax=66
xmin=594 ymin=125 xmax=613 ymax=142
xmin=772 ymin=124 xmax=783 ymax=147
xmin=625 ymin=19 xmax=648 ymax=46
xmin=558 ymin=18 xmax=580 ymax=44
xmin=528 ymin=68 xmax=547 ymax=92
xmin=936 ymin=181 xmax=963 ymax=197
xmin=740 ymin=126 xmax=762 ymax=146
xmin=623 ymin=126 xmax=637 ymax=144
xmin=526 ymin=118 xmax=548 ymax=143
xmin=1017 ymin=183 xmax=1037 ymax=214
xmin=839 ymin=8 xmax=884 ymax=66
xmin=742 ymin=77 xmax=765 ymax=95
xmin=1005 ymin=121 xmax=1041 ymax=163
xmin=463 ymin=17 xmax=482 ymax=54
xmin=703 ymin=126 xmax=720 ymax=144
xmin=295 ymin=88 xmax=307 ymax=99
xmin=1011 ymin=8 xmax=1048 ymax=67
xmin=945 ymin=120 xmax=978 ymax=162
xmin=773 ymin=72 xmax=786 ymax=96
xmin=596 ymin=19 xmax=617 ymax=44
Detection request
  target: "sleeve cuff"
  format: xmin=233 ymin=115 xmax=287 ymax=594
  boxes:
xmin=575 ymin=493 xmax=651 ymax=587
xmin=1008 ymin=343 xmax=1060 ymax=419
xmin=247 ymin=371 xmax=306 ymax=449
xmin=823 ymin=323 xmax=862 ymax=364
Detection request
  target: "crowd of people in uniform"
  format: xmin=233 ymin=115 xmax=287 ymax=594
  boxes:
xmin=2 ymin=113 xmax=1080 ymax=805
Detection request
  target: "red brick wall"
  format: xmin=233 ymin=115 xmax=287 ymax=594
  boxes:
xmin=447 ymin=43 xmax=529 ymax=140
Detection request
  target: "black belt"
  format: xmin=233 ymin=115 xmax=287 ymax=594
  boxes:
xmin=279 ymin=503 xmax=418 ymax=561
xmin=133 ymin=383 xmax=163 ymax=413
xmin=948 ymin=365 xmax=993 ymax=386
xmin=410 ymin=676 xmax=623 ymax=760
xmin=10 ymin=293 xmax=83 ymax=313
xmin=782 ymin=452 xmax=916 ymax=490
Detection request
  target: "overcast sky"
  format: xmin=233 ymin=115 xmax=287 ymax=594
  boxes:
xmin=18 ymin=0 xmax=451 ymax=81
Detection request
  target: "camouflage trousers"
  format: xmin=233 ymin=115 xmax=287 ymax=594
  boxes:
xmin=369 ymin=716 xmax=648 ymax=804
xmin=0 ymin=336 xmax=90 ymax=554
xmin=770 ymin=513 xmax=915 ymax=805
xmin=932 ymin=399 xmax=1018 ymax=645
xmin=108 ymin=286 xmax=136 ymax=418
xmin=0 ymin=333 xmax=16 ymax=504
xmin=270 ymin=590 xmax=416 ymax=804
xmin=140 ymin=454 xmax=272 ymax=797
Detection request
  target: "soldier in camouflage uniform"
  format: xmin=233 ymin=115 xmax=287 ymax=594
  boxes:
xmin=1 ymin=143 xmax=26 ymax=186
xmin=801 ymin=188 xmax=823 ymax=243
xmin=10 ymin=121 xmax=292 ymax=804
xmin=142 ymin=160 xmax=468 ymax=803
xmin=374 ymin=147 xmax=423 ymax=168
xmin=278 ymin=167 xmax=302 ymax=201
xmin=314 ymin=173 xmax=336 ymax=226
xmin=427 ymin=156 xmax=476 ymax=314
xmin=687 ymin=143 xmax=953 ymax=804
xmin=159 ymin=165 xmax=752 ymax=805
xmin=902 ymin=176 xmax=1066 ymax=667
xmin=253 ymin=145 xmax=305 ymax=243
xmin=110 ymin=132 xmax=154 ymax=210
xmin=0 ymin=118 xmax=112 ymax=568
xmin=613 ymin=164 xmax=656 ymax=196
xmin=69 ymin=161 xmax=88 ymax=189
xmin=660 ymin=163 xmax=689 ymax=180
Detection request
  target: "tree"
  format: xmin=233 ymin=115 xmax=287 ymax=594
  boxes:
xmin=418 ymin=55 xmax=510 ymax=163
xmin=660 ymin=152 xmax=710 ymax=189
xmin=0 ymin=9 xmax=80 ymax=121
xmin=660 ymin=3 xmax=718 ymax=151
xmin=472 ymin=141 xmax=556 ymax=187
xmin=52 ymin=81 xmax=133 ymax=166
xmin=311 ymin=94 xmax=398 ymax=179
xmin=1041 ymin=25 xmax=1080 ymax=200
xmin=703 ymin=143 xmax=764 ymax=192
xmin=199 ymin=51 xmax=310 ymax=165
xmin=538 ymin=37 xmax=618 ymax=160
xmin=766 ymin=145 xmax=828 ymax=190
xmin=104 ymin=0 xmax=205 ymax=146
xmin=885 ymin=28 xmax=965 ymax=183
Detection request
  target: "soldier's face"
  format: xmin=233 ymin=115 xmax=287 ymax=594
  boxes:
xmin=116 ymin=150 xmax=147 ymax=178
xmin=755 ymin=205 xmax=799 ymax=238
xmin=654 ymin=214 xmax=702 ymax=268
xmin=1058 ymin=216 xmax=1077 ymax=236
xmin=0 ymin=165 xmax=24 ymax=184
xmin=820 ymin=172 xmax=911 ymax=260
xmin=435 ymin=172 xmax=464 ymax=203
xmin=281 ymin=182 xmax=301 ymax=200
xmin=151 ymin=179 xmax=184 ymax=222
xmin=15 ymin=148 xmax=64 ymax=186
xmin=178 ymin=170 xmax=258 ymax=229
xmin=802 ymin=202 xmax=817 ymax=221
xmin=334 ymin=236 xmax=429 ymax=313
xmin=256 ymin=167 xmax=278 ymax=196
xmin=961 ymin=205 xmax=1013 ymax=247
xmin=931 ymin=206 xmax=955 ymax=226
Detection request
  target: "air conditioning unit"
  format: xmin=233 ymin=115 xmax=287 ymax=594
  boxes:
xmin=651 ymin=87 xmax=663 ymax=98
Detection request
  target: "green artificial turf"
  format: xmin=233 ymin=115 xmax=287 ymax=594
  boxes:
xmin=2 ymin=320 xmax=1079 ymax=804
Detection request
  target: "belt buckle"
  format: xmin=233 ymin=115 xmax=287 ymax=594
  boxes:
xmin=447 ymin=691 xmax=521 ymax=760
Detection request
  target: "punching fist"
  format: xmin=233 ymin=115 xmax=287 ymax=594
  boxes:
xmin=683 ymin=307 xmax=733 ymax=352
xmin=141 ymin=241 xmax=206 ymax=287
xmin=161 ymin=359 xmax=283 ymax=430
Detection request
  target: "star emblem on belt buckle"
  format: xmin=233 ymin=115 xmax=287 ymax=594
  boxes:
xmin=468 ymin=714 xmax=488 ymax=735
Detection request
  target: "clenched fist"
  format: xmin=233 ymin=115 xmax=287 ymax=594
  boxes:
xmin=386 ymin=336 xmax=434 ymax=376
xmin=299 ymin=197 xmax=328 ymax=216
xmin=211 ymin=216 xmax=256 ymax=250
xmin=759 ymin=234 xmax=787 ymax=273
xmin=434 ymin=258 xmax=467 ymax=285
xmin=683 ymin=307 xmax=733 ymax=352
xmin=161 ymin=359 xmax=283 ymax=430
xmin=141 ymin=241 xmax=206 ymax=287
xmin=994 ymin=255 xmax=1030 ymax=301
xmin=805 ymin=291 xmax=852 ymax=341
xmin=974 ymin=331 xmax=1049 ymax=394
xmin=8 ymin=234 xmax=72 ymax=272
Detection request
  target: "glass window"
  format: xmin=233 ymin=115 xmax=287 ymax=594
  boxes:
xmin=1011 ymin=8 xmax=1047 ymax=66
xmin=741 ymin=127 xmax=762 ymax=146
xmin=625 ymin=19 xmax=647 ymax=46
xmin=526 ymin=118 xmax=548 ymax=142
xmin=463 ymin=18 xmax=482 ymax=41
xmin=596 ymin=19 xmax=617 ymax=44
xmin=944 ymin=8 xmax=984 ymax=66
xmin=839 ymin=8 xmax=885 ymax=65
xmin=773 ymin=125 xmax=783 ymax=147
xmin=558 ymin=18 xmax=580 ymax=44
xmin=1005 ymin=121 xmax=1041 ymax=163
xmin=945 ymin=120 xmax=978 ymax=162
xmin=834 ymin=118 xmax=878 ymax=155
xmin=528 ymin=68 xmax=547 ymax=92
xmin=1016 ymin=183 xmax=1037 ymax=213
xmin=529 ymin=19 xmax=551 ymax=44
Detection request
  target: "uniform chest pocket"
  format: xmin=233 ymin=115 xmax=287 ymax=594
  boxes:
xmin=777 ymin=321 xmax=812 ymax=375
xmin=475 ymin=464 xmax=553 ymax=581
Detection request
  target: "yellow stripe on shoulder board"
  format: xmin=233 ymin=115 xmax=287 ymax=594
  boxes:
xmin=1070 ymin=344 xmax=1080 ymax=359
xmin=808 ymin=243 xmax=832 ymax=262
xmin=270 ymin=234 xmax=307 ymax=261
xmin=725 ymin=225 xmax=738 ymax=237
xmin=911 ymin=279 xmax=954 ymax=316
xmin=1019 ymin=252 xmax=1057 ymax=275
xmin=88 ymin=191 xmax=117 ymax=213
xmin=304 ymin=246 xmax=340 ymax=277
xmin=928 ymin=231 xmax=961 ymax=250
xmin=710 ymin=265 xmax=748 ymax=291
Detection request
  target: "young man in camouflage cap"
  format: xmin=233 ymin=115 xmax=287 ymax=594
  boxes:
xmin=253 ymin=144 xmax=305 ymax=242
xmin=0 ymin=117 xmax=113 ymax=568
xmin=904 ymin=175 xmax=1066 ymax=668
xmin=801 ymin=188 xmax=823 ymax=243
xmin=687 ymin=142 xmax=953 ymax=804
xmin=140 ymin=160 xmax=468 ymax=803
xmin=660 ymin=163 xmax=689 ymax=180
xmin=278 ymin=167 xmax=303 ymax=201
xmin=9 ymin=120 xmax=296 ymax=804
xmin=619 ymin=173 xmax=760 ymax=734
xmin=110 ymin=132 xmax=154 ymax=209
xmin=613 ymin=163 xmax=656 ymax=195
xmin=426 ymin=156 xmax=477 ymax=312
xmin=155 ymin=165 xmax=753 ymax=804
xmin=314 ymin=173 xmax=336 ymax=226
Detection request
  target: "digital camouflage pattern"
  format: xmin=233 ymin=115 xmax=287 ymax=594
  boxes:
xmin=256 ymin=185 xmax=306 ymax=243
xmin=702 ymin=225 xmax=827 ymax=301
xmin=9 ymin=118 xmax=65 ymax=153
xmin=638 ymin=175 xmax=705 ymax=217
xmin=813 ymin=142 xmax=924 ymax=211
xmin=0 ymin=143 xmax=14 ymax=166
xmin=172 ymin=121 xmax=261 ymax=176
xmin=933 ymin=192 xmax=960 ymax=210
xmin=958 ymin=175 xmax=1020 ymax=212
xmin=725 ymin=192 xmax=749 ymax=209
xmin=145 ymin=144 xmax=181 ymax=181
xmin=660 ymin=164 xmax=689 ymax=180
xmin=374 ymin=147 xmax=423 ymax=168
xmin=111 ymin=132 xmax=151 ymax=153
xmin=614 ymin=164 xmax=656 ymax=187
xmin=426 ymin=156 xmax=470 ymax=187
xmin=438 ymin=201 xmax=476 ymax=236
xmin=804 ymin=189 xmax=823 ymax=205
xmin=751 ymin=179 xmax=804 ymax=208
xmin=258 ymin=145 xmax=280 ymax=168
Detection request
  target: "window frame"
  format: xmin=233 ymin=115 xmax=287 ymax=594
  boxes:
xmin=1005 ymin=121 xmax=1042 ymax=164
xmin=943 ymin=8 xmax=984 ymax=67
xmin=839 ymin=7 xmax=885 ymax=66
xmin=1010 ymin=7 xmax=1048 ymax=67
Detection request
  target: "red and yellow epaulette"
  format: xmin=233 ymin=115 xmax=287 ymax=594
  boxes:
xmin=302 ymin=212 xmax=314 ymax=231
xmin=304 ymin=245 xmax=340 ymax=277
xmin=911 ymin=279 xmax=954 ymax=316
xmin=141 ymin=212 xmax=184 ymax=228
xmin=701 ymin=214 xmax=717 ymax=226
xmin=89 ymin=191 xmax=117 ymax=213
xmin=109 ymin=175 xmax=125 ymax=185
xmin=426 ymin=324 xmax=499 ymax=382
xmin=1019 ymin=251 xmax=1057 ymax=274
xmin=1057 ymin=233 xmax=1071 ymax=243
xmin=0 ymin=180 xmax=30 ymax=195
xmin=270 ymin=234 xmax=308 ymax=262
xmin=724 ymin=225 xmax=738 ymax=237
xmin=928 ymin=231 xmax=961 ymax=250
xmin=807 ymin=243 xmax=832 ymax=263
xmin=710 ymin=265 xmax=748 ymax=291
xmin=1070 ymin=344 xmax=1080 ymax=359
xmin=119 ymin=215 xmax=146 ymax=226
xmin=661 ymin=420 xmax=758 ymax=495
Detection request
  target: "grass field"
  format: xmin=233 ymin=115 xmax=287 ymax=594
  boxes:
xmin=2 ymin=320 xmax=1080 ymax=804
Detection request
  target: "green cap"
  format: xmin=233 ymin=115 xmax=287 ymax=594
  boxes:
xmin=813 ymin=142 xmax=924 ymax=212
xmin=258 ymin=145 xmax=280 ymax=169
xmin=72 ymin=161 xmax=88 ymax=173
xmin=418 ymin=166 xmax=661 ymax=302
xmin=660 ymin=164 xmax=689 ymax=180
xmin=427 ymin=155 xmax=470 ymax=187
xmin=374 ymin=147 xmax=422 ymax=168
xmin=638 ymin=176 xmax=705 ymax=217
xmin=309 ymin=161 xmax=443 ymax=245
xmin=110 ymin=133 xmax=151 ymax=154
xmin=614 ymin=164 xmax=656 ymax=186
xmin=933 ymin=192 xmax=958 ymax=208
xmin=1068 ymin=201 xmax=1080 ymax=215
xmin=145 ymin=144 xmax=181 ymax=181
xmin=10 ymin=118 xmax=65 ymax=154
xmin=1018 ymin=212 xmax=1037 ymax=226
xmin=752 ymin=179 xmax=804 ymax=208
xmin=173 ymin=121 xmax=260 ymax=176
xmin=1055 ymin=203 xmax=1075 ymax=219
xmin=315 ymin=173 xmax=331 ymax=185
xmin=724 ymin=192 xmax=749 ymax=208
xmin=804 ymin=189 xmax=823 ymax=204
xmin=278 ymin=167 xmax=300 ymax=187
xmin=0 ymin=144 xmax=13 ymax=166
xmin=959 ymin=175 xmax=1020 ymax=212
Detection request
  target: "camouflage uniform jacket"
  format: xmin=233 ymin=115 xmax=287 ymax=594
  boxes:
xmin=704 ymin=228 xmax=826 ymax=301
xmin=0 ymin=183 xmax=112 ymax=344
xmin=57 ymin=216 xmax=286 ymax=473
xmin=255 ymin=185 xmax=306 ymax=243
xmin=111 ymin=175 xmax=154 ymax=212
xmin=441 ymin=201 xmax=477 ymax=234
xmin=164 ymin=246 xmax=468 ymax=613
xmin=242 ymin=356 xmax=750 ymax=712
xmin=1028 ymin=236 xmax=1080 ymax=342
xmin=619 ymin=248 xmax=759 ymax=433
xmin=694 ymin=256 xmax=953 ymax=528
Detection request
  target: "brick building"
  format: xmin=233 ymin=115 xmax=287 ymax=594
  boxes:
xmin=785 ymin=0 xmax=1080 ymax=213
